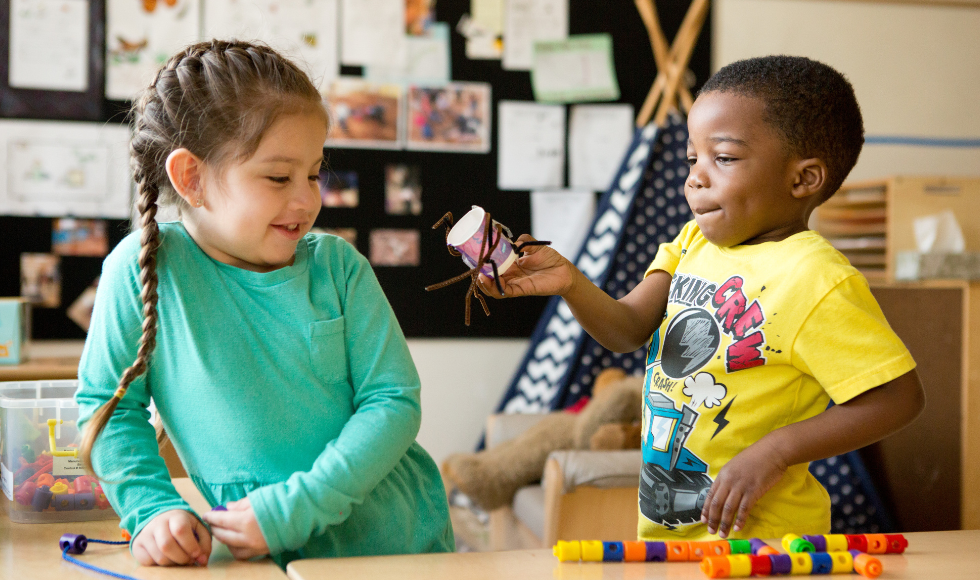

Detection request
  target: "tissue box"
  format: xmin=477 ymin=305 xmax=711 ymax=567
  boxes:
xmin=895 ymin=252 xmax=980 ymax=281
xmin=0 ymin=380 xmax=118 ymax=523
xmin=0 ymin=299 xmax=30 ymax=365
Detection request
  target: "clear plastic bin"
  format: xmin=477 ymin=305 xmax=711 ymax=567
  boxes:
xmin=0 ymin=380 xmax=117 ymax=523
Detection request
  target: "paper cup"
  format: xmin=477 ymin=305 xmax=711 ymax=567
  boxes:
xmin=446 ymin=206 xmax=517 ymax=278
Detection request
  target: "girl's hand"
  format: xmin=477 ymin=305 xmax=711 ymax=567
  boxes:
xmin=202 ymin=497 xmax=270 ymax=560
xmin=700 ymin=438 xmax=788 ymax=538
xmin=132 ymin=509 xmax=211 ymax=566
xmin=478 ymin=234 xmax=576 ymax=298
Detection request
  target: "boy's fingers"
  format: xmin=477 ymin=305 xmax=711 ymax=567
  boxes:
xmin=717 ymin=489 xmax=744 ymax=538
xmin=133 ymin=544 xmax=154 ymax=567
xmin=146 ymin=530 xmax=178 ymax=566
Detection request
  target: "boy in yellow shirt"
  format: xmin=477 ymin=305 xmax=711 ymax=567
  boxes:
xmin=481 ymin=55 xmax=925 ymax=540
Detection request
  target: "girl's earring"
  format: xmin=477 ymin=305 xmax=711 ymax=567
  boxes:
xmin=194 ymin=199 xmax=204 ymax=208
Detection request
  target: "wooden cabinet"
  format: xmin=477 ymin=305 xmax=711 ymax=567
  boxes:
xmin=869 ymin=281 xmax=980 ymax=531
xmin=815 ymin=177 xmax=980 ymax=282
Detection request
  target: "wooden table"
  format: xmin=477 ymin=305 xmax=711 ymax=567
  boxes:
xmin=0 ymin=340 xmax=84 ymax=382
xmin=1 ymin=478 xmax=286 ymax=579
xmin=286 ymin=530 xmax=980 ymax=580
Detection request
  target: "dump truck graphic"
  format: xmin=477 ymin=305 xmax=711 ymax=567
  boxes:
xmin=639 ymin=391 xmax=713 ymax=526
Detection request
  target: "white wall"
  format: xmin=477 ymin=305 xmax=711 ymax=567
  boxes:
xmin=408 ymin=338 xmax=529 ymax=466
xmin=714 ymin=0 xmax=980 ymax=181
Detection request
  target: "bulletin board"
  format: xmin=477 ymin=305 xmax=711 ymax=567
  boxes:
xmin=0 ymin=0 xmax=711 ymax=339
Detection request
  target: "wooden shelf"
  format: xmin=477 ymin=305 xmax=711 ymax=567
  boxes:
xmin=816 ymin=177 xmax=980 ymax=282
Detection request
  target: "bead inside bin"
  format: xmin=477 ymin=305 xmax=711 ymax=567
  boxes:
xmin=0 ymin=380 xmax=118 ymax=523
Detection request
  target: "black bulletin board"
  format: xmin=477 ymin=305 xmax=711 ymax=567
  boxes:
xmin=0 ymin=0 xmax=710 ymax=340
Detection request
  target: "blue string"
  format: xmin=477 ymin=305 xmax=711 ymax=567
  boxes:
xmin=62 ymin=540 xmax=140 ymax=580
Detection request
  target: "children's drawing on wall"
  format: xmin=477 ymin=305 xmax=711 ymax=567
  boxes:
xmin=202 ymin=0 xmax=338 ymax=91
xmin=406 ymin=82 xmax=491 ymax=153
xmin=52 ymin=218 xmax=109 ymax=257
xmin=405 ymin=0 xmax=435 ymax=35
xmin=106 ymin=0 xmax=201 ymax=100
xmin=20 ymin=253 xmax=61 ymax=308
xmin=8 ymin=0 xmax=90 ymax=92
xmin=318 ymin=169 xmax=359 ymax=207
xmin=0 ymin=120 xmax=133 ymax=218
xmin=385 ymin=164 xmax=422 ymax=215
xmin=324 ymin=78 xmax=403 ymax=149
xmin=67 ymin=277 xmax=99 ymax=331
xmin=370 ymin=229 xmax=420 ymax=266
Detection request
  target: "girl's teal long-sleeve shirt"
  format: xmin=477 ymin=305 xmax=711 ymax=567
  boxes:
xmin=76 ymin=223 xmax=454 ymax=567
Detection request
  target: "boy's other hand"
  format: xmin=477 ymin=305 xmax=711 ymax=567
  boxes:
xmin=202 ymin=497 xmax=270 ymax=560
xmin=477 ymin=234 xmax=575 ymax=298
xmin=701 ymin=437 xmax=788 ymax=538
xmin=132 ymin=509 xmax=212 ymax=566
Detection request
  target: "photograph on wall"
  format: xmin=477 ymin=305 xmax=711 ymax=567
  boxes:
xmin=385 ymin=164 xmax=422 ymax=215
xmin=319 ymin=169 xmax=359 ymax=207
xmin=405 ymin=0 xmax=435 ymax=36
xmin=406 ymin=82 xmax=491 ymax=153
xmin=20 ymin=253 xmax=61 ymax=308
xmin=369 ymin=229 xmax=420 ymax=266
xmin=320 ymin=227 xmax=357 ymax=245
xmin=52 ymin=218 xmax=109 ymax=257
xmin=324 ymin=78 xmax=404 ymax=149
xmin=67 ymin=277 xmax=99 ymax=331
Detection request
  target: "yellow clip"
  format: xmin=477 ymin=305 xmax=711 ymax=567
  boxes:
xmin=42 ymin=419 xmax=78 ymax=457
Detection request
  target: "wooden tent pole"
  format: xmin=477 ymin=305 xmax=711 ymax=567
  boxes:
xmin=635 ymin=0 xmax=710 ymax=127
xmin=633 ymin=0 xmax=695 ymax=113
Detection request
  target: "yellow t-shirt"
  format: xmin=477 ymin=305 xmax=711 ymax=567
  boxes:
xmin=638 ymin=221 xmax=915 ymax=541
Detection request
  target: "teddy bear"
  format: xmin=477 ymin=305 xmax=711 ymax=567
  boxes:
xmin=441 ymin=368 xmax=643 ymax=511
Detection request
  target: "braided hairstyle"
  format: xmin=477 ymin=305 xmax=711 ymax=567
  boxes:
xmin=80 ymin=40 xmax=327 ymax=475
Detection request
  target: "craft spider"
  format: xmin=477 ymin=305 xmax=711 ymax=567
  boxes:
xmin=425 ymin=210 xmax=550 ymax=325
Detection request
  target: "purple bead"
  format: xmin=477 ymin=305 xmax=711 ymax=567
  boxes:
xmin=644 ymin=541 xmax=667 ymax=562
xmin=53 ymin=494 xmax=76 ymax=511
xmin=31 ymin=485 xmax=52 ymax=511
xmin=803 ymin=534 xmax=828 ymax=552
xmin=59 ymin=533 xmax=88 ymax=554
xmin=769 ymin=554 xmax=793 ymax=575
xmin=749 ymin=538 xmax=771 ymax=554
xmin=211 ymin=505 xmax=228 ymax=511
xmin=74 ymin=492 xmax=95 ymax=510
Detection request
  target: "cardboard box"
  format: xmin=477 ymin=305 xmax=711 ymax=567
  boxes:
xmin=0 ymin=299 xmax=30 ymax=365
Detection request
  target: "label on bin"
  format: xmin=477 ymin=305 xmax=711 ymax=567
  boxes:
xmin=1 ymin=463 xmax=12 ymax=500
xmin=54 ymin=449 xmax=85 ymax=477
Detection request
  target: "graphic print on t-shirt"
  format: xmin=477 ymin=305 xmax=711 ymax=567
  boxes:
xmin=640 ymin=272 xmax=767 ymax=529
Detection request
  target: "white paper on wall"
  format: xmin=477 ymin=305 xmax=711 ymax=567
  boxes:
xmin=106 ymin=0 xmax=201 ymax=100
xmin=0 ymin=120 xmax=133 ymax=218
xmin=340 ymin=0 xmax=407 ymax=67
xmin=365 ymin=22 xmax=450 ymax=85
xmin=502 ymin=0 xmax=567 ymax=71
xmin=9 ymin=0 xmax=90 ymax=92
xmin=203 ymin=0 xmax=339 ymax=91
xmin=569 ymin=104 xmax=635 ymax=191
xmin=531 ymin=190 xmax=596 ymax=260
xmin=497 ymin=101 xmax=565 ymax=190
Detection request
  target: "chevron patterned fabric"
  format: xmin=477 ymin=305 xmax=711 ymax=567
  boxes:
xmin=491 ymin=113 xmax=897 ymax=534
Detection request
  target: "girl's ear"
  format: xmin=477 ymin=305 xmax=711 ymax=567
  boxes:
xmin=791 ymin=158 xmax=828 ymax=200
xmin=165 ymin=148 xmax=206 ymax=206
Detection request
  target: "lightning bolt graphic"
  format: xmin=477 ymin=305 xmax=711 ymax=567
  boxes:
xmin=679 ymin=318 xmax=714 ymax=374
xmin=711 ymin=396 xmax=735 ymax=439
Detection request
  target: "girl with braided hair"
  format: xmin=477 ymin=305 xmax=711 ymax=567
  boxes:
xmin=74 ymin=40 xmax=454 ymax=568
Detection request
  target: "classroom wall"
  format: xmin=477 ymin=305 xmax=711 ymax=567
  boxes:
xmin=409 ymin=338 xmax=527 ymax=466
xmin=714 ymin=0 xmax=980 ymax=181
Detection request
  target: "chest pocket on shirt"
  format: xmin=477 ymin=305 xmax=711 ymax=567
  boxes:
xmin=310 ymin=317 xmax=349 ymax=385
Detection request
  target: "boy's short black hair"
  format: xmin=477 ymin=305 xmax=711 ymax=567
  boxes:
xmin=699 ymin=55 xmax=864 ymax=201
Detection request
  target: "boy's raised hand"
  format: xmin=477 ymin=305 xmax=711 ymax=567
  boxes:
xmin=478 ymin=234 xmax=575 ymax=298
xmin=132 ymin=509 xmax=211 ymax=566
xmin=700 ymin=437 xmax=788 ymax=538
xmin=202 ymin=497 xmax=269 ymax=560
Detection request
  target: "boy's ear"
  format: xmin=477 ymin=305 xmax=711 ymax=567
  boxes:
xmin=165 ymin=148 xmax=206 ymax=205
xmin=791 ymin=158 xmax=828 ymax=200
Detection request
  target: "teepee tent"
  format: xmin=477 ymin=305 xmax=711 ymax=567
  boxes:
xmin=493 ymin=0 xmax=896 ymax=534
